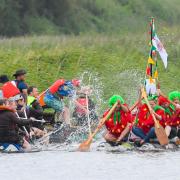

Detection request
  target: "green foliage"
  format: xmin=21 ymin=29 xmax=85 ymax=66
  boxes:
xmin=0 ymin=0 xmax=179 ymax=36
xmin=0 ymin=32 xmax=179 ymax=103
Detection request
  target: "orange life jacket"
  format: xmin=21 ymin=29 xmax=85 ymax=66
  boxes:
xmin=49 ymin=79 xmax=65 ymax=94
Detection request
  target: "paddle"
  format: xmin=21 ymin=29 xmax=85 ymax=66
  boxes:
xmin=130 ymin=97 xmax=143 ymax=112
xmin=141 ymin=87 xmax=169 ymax=146
xmin=86 ymin=94 xmax=92 ymax=136
xmin=78 ymin=101 xmax=118 ymax=152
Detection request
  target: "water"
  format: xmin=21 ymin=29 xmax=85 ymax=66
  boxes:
xmin=0 ymin=148 xmax=180 ymax=180
xmin=1 ymin=71 xmax=179 ymax=180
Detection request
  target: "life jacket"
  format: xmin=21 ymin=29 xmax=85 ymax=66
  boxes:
xmin=76 ymin=98 xmax=87 ymax=115
xmin=49 ymin=79 xmax=65 ymax=94
xmin=1 ymin=81 xmax=20 ymax=98
xmin=38 ymin=91 xmax=46 ymax=107
xmin=104 ymin=104 xmax=132 ymax=138
xmin=27 ymin=96 xmax=36 ymax=107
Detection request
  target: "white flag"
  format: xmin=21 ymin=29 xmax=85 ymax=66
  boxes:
xmin=152 ymin=34 xmax=168 ymax=68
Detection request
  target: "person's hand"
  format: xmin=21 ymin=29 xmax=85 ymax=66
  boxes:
xmin=175 ymin=104 xmax=180 ymax=110
xmin=156 ymin=89 xmax=161 ymax=96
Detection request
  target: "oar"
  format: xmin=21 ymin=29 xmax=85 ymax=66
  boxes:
xmin=36 ymin=123 xmax=65 ymax=144
xmin=130 ymin=97 xmax=143 ymax=112
xmin=15 ymin=112 xmax=33 ymax=142
xmin=78 ymin=101 xmax=118 ymax=152
xmin=141 ymin=87 xmax=169 ymax=146
xmin=86 ymin=94 xmax=92 ymax=136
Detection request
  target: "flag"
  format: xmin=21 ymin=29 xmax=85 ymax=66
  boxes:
xmin=152 ymin=34 xmax=168 ymax=68
xmin=148 ymin=57 xmax=155 ymax=65
xmin=154 ymin=69 xmax=158 ymax=78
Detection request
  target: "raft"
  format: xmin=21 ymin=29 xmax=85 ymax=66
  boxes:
xmin=0 ymin=143 xmax=41 ymax=153
xmin=97 ymin=141 xmax=180 ymax=153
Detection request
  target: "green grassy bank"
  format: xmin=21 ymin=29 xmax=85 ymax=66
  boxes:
xmin=0 ymin=32 xmax=179 ymax=104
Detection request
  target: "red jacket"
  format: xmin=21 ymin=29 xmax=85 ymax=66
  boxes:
xmin=104 ymin=104 xmax=132 ymax=138
xmin=166 ymin=109 xmax=180 ymax=127
xmin=135 ymin=104 xmax=166 ymax=134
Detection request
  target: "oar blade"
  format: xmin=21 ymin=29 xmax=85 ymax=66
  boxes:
xmin=155 ymin=125 xmax=169 ymax=146
xmin=78 ymin=139 xmax=92 ymax=152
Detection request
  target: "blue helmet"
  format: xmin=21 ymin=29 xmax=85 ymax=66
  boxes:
xmin=58 ymin=81 xmax=74 ymax=97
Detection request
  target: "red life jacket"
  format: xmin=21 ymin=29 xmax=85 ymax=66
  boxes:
xmin=76 ymin=98 xmax=87 ymax=115
xmin=104 ymin=104 xmax=132 ymax=138
xmin=49 ymin=79 xmax=65 ymax=94
xmin=1 ymin=81 xmax=20 ymax=98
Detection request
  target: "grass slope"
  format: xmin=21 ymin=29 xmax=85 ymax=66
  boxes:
xmin=0 ymin=30 xmax=179 ymax=103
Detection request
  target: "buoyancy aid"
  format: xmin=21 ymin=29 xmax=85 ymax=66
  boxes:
xmin=1 ymin=81 xmax=20 ymax=98
xmin=49 ymin=79 xmax=65 ymax=94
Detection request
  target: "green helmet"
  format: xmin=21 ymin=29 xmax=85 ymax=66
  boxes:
xmin=109 ymin=95 xmax=124 ymax=107
xmin=168 ymin=91 xmax=180 ymax=101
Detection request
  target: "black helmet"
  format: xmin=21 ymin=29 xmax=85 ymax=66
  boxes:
xmin=13 ymin=69 xmax=27 ymax=77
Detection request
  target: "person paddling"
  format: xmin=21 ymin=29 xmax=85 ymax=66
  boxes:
xmin=72 ymin=87 xmax=98 ymax=126
xmin=44 ymin=79 xmax=74 ymax=125
xmin=103 ymin=95 xmax=132 ymax=146
xmin=132 ymin=96 xmax=166 ymax=147
xmin=0 ymin=99 xmax=32 ymax=150
xmin=158 ymin=92 xmax=180 ymax=144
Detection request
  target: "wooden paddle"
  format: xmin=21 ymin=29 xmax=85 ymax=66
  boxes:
xmin=78 ymin=101 xmax=118 ymax=152
xmin=141 ymin=87 xmax=169 ymax=146
xmin=130 ymin=97 xmax=143 ymax=112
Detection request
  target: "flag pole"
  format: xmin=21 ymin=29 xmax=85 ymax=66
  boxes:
xmin=150 ymin=17 xmax=154 ymax=78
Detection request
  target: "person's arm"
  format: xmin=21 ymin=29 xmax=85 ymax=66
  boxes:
xmin=116 ymin=123 xmax=131 ymax=142
xmin=9 ymin=112 xmax=32 ymax=126
xmin=153 ymin=112 xmax=162 ymax=120
xmin=74 ymin=100 xmax=89 ymax=114
xmin=120 ymin=104 xmax=129 ymax=113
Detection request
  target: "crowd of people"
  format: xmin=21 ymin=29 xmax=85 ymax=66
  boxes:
xmin=0 ymin=69 xmax=97 ymax=151
xmin=0 ymin=69 xmax=180 ymax=152
xmin=103 ymin=91 xmax=180 ymax=147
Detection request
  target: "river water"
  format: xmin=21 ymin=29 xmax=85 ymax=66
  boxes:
xmin=0 ymin=143 xmax=180 ymax=180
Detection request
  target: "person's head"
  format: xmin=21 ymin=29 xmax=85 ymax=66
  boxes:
xmin=13 ymin=69 xmax=27 ymax=81
xmin=109 ymin=95 xmax=125 ymax=111
xmin=8 ymin=99 xmax=17 ymax=110
xmin=9 ymin=95 xmax=25 ymax=108
xmin=169 ymin=91 xmax=180 ymax=104
xmin=28 ymin=86 xmax=39 ymax=98
xmin=80 ymin=86 xmax=93 ymax=95
xmin=0 ymin=75 xmax=9 ymax=84
xmin=149 ymin=99 xmax=156 ymax=108
xmin=158 ymin=96 xmax=170 ymax=108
